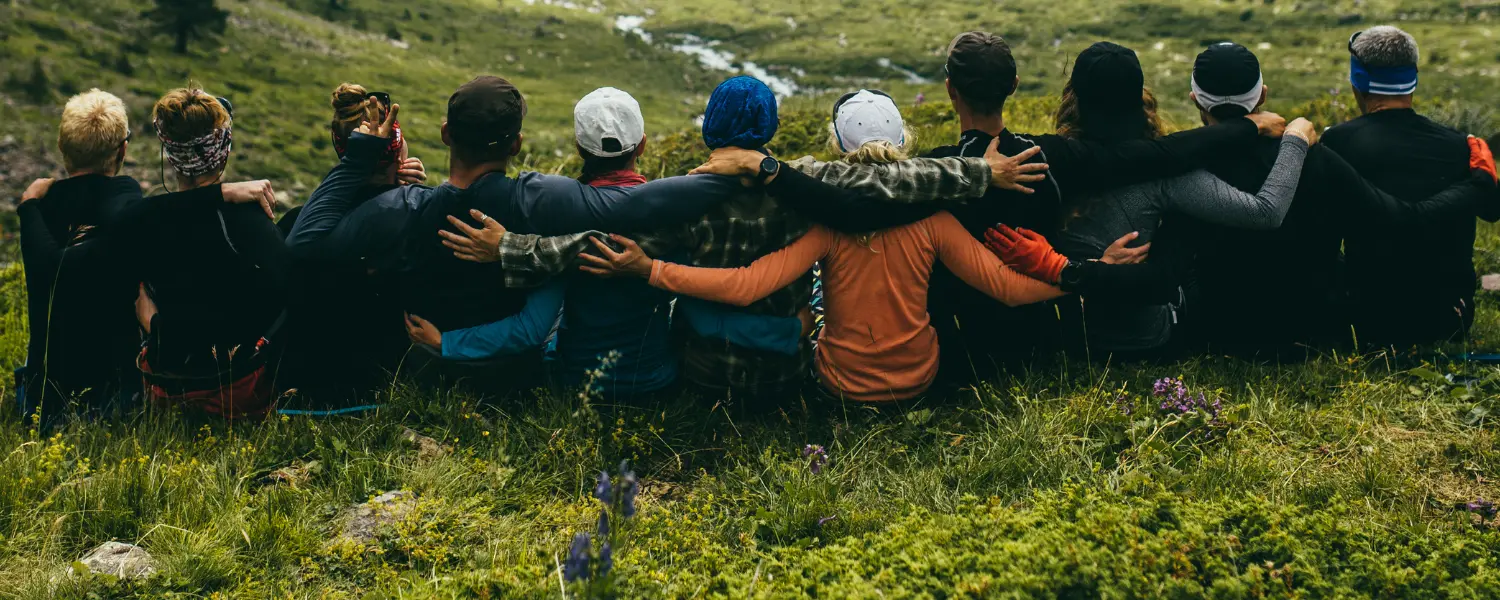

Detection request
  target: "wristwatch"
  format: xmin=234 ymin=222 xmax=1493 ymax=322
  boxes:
xmin=757 ymin=156 xmax=781 ymax=183
xmin=1058 ymin=260 xmax=1086 ymax=293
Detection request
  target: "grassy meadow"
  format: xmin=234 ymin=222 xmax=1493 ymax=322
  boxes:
xmin=2 ymin=0 xmax=1500 ymax=597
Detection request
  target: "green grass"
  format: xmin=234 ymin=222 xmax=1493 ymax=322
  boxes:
xmin=0 ymin=269 xmax=1497 ymax=596
xmin=0 ymin=102 xmax=1497 ymax=595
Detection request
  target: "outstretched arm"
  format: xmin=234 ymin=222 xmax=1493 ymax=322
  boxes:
xmin=1159 ymin=134 xmax=1310 ymax=230
xmin=421 ymin=280 xmax=567 ymax=360
xmin=930 ymin=212 xmax=1064 ymax=307
xmin=288 ymin=107 xmax=418 ymax=260
xmin=1313 ymin=145 xmax=1499 ymax=227
xmin=676 ymin=298 xmax=805 ymax=355
xmin=519 ymin=172 xmax=742 ymax=232
xmin=765 ymin=166 xmax=939 ymax=233
xmin=784 ymin=155 xmax=993 ymax=203
xmin=578 ymin=228 xmax=833 ymax=307
xmin=1041 ymin=114 xmax=1277 ymax=195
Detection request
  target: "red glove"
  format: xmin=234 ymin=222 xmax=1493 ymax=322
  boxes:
xmin=1470 ymin=135 xmax=1497 ymax=183
xmin=982 ymin=224 xmax=1069 ymax=284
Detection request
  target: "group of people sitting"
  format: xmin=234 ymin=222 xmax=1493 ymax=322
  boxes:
xmin=15 ymin=24 xmax=1500 ymax=425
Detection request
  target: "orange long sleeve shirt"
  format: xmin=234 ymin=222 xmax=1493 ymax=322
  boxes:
xmin=648 ymin=211 xmax=1064 ymax=401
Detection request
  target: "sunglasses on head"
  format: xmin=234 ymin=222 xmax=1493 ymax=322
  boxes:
xmin=1347 ymin=31 xmax=1362 ymax=56
xmin=214 ymin=96 xmax=235 ymax=119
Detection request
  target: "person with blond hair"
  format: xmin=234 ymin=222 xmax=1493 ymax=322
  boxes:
xmin=16 ymin=89 xmax=143 ymax=424
xmin=126 ymin=86 xmax=288 ymax=420
xmin=15 ymin=88 xmax=274 ymax=425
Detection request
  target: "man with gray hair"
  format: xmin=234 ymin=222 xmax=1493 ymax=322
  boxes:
xmin=1321 ymin=25 xmax=1480 ymax=346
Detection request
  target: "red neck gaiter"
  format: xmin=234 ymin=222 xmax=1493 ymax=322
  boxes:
xmin=582 ymin=169 xmax=648 ymax=188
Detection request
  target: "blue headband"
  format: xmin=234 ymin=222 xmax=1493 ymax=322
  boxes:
xmin=1349 ymin=56 xmax=1418 ymax=96
xmin=701 ymin=76 xmax=779 ymax=150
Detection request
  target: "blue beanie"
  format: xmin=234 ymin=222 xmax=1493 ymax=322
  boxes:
xmin=701 ymin=76 xmax=778 ymax=149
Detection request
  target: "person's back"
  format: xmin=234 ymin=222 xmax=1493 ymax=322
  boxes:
xmin=18 ymin=175 xmax=142 ymax=418
xmin=1194 ymin=138 xmax=1346 ymax=352
xmin=1323 ymin=110 xmax=1472 ymax=344
xmin=676 ymin=190 xmax=812 ymax=398
xmin=16 ymin=90 xmax=143 ymax=422
xmin=1321 ymin=25 xmax=1475 ymax=345
xmin=815 ymin=215 xmax=981 ymax=398
xmin=133 ymin=88 xmax=287 ymax=419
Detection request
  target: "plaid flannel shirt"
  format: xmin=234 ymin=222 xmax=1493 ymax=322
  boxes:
xmin=492 ymin=154 xmax=990 ymax=396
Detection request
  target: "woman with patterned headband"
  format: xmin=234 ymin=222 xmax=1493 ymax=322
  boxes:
xmin=126 ymin=86 xmax=290 ymax=420
xmin=274 ymin=83 xmax=427 ymax=407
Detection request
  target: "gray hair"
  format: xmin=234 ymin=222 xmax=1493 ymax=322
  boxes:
xmin=1351 ymin=25 xmax=1419 ymax=68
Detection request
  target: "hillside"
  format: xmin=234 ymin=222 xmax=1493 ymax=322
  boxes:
xmin=0 ymin=103 xmax=1497 ymax=597
xmin=1 ymin=0 xmax=1497 ymax=203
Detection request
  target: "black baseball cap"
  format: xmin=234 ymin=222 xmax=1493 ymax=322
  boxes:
xmin=945 ymin=32 xmax=1018 ymax=108
xmin=1070 ymin=42 xmax=1144 ymax=111
xmin=447 ymin=75 xmax=527 ymax=148
xmin=1193 ymin=42 xmax=1261 ymax=97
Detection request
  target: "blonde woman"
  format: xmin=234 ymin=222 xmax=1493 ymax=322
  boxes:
xmin=578 ymin=90 xmax=1069 ymax=402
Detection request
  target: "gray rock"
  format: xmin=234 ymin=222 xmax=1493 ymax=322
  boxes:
xmin=74 ymin=542 xmax=156 ymax=580
xmin=401 ymin=428 xmax=449 ymax=460
xmin=337 ymin=490 xmax=417 ymax=544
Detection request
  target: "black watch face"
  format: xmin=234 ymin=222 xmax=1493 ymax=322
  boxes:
xmin=760 ymin=156 xmax=780 ymax=176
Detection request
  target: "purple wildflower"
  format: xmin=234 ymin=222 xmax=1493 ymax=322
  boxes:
xmin=1467 ymin=498 xmax=1497 ymax=519
xmin=597 ymin=509 xmax=610 ymax=537
xmin=598 ymin=541 xmax=614 ymax=576
xmin=563 ymin=532 xmax=591 ymax=582
xmin=593 ymin=470 xmax=611 ymax=504
xmin=804 ymin=444 xmax=829 ymax=475
xmin=620 ymin=471 xmax=639 ymax=518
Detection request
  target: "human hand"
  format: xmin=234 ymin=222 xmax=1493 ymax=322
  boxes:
xmin=20 ymin=178 xmax=55 ymax=205
xmin=1284 ymin=118 xmax=1319 ymax=146
xmin=439 ymin=209 xmax=505 ymax=263
xmin=1247 ymin=111 xmax=1287 ymax=138
xmin=984 ymin=139 xmax=1047 ymax=195
xmin=689 ymin=147 xmax=766 ymax=178
xmin=405 ymin=313 xmax=442 ymax=349
xmin=982 ymin=224 xmax=1069 ymax=284
xmin=1469 ymin=135 xmax=1496 ymax=183
xmin=221 ymin=179 xmax=276 ymax=218
xmin=356 ymin=102 xmax=400 ymax=139
xmin=1101 ymin=231 xmax=1150 ymax=264
xmin=135 ymin=283 xmax=157 ymax=333
xmin=396 ymin=156 xmax=426 ymax=186
xmin=577 ymin=234 xmax=654 ymax=278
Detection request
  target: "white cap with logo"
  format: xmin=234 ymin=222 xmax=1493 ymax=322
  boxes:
xmin=574 ymin=87 xmax=645 ymax=158
xmin=833 ymin=89 xmax=905 ymax=152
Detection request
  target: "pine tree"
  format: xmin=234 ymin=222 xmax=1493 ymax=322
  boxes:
xmin=142 ymin=0 xmax=229 ymax=54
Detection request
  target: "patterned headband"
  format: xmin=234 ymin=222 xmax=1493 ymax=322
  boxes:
xmin=157 ymin=123 xmax=233 ymax=179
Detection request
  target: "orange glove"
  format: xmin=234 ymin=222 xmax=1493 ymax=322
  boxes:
xmin=1470 ymin=135 xmax=1497 ymax=183
xmin=982 ymin=224 xmax=1069 ymax=284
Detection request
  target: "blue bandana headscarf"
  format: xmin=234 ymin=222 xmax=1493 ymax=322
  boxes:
xmin=701 ymin=76 xmax=778 ymax=150
xmin=1349 ymin=56 xmax=1418 ymax=96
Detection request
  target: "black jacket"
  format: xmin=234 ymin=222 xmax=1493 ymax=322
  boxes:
xmin=17 ymin=174 xmax=143 ymax=418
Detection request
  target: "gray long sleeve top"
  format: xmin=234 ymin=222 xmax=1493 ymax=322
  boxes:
xmin=1053 ymin=135 xmax=1310 ymax=353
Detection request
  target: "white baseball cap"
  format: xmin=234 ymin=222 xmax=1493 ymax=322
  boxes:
xmin=574 ymin=87 xmax=645 ymax=158
xmin=833 ymin=89 xmax=905 ymax=152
